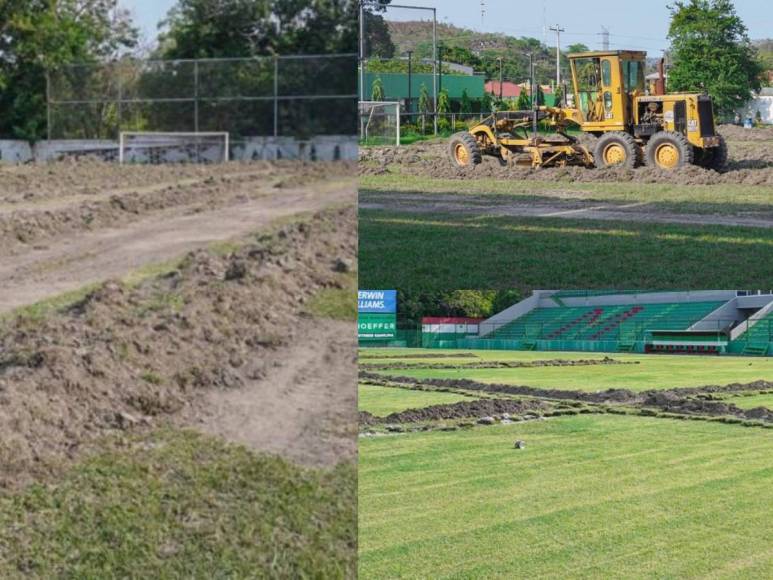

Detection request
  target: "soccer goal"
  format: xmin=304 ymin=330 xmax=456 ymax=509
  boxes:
xmin=359 ymin=101 xmax=400 ymax=146
xmin=118 ymin=132 xmax=230 ymax=164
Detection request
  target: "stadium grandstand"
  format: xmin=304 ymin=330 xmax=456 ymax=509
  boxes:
xmin=421 ymin=291 xmax=773 ymax=356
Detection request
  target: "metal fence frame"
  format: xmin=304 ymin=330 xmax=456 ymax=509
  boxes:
xmin=47 ymin=53 xmax=358 ymax=140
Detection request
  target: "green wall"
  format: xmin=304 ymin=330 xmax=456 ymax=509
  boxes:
xmin=360 ymin=72 xmax=485 ymax=100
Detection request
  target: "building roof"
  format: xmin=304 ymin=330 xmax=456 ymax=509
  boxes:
xmin=484 ymin=81 xmax=522 ymax=98
xmin=422 ymin=317 xmax=484 ymax=324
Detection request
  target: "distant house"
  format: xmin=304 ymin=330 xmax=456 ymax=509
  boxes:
xmin=485 ymin=81 xmax=522 ymax=98
xmin=739 ymin=87 xmax=773 ymax=124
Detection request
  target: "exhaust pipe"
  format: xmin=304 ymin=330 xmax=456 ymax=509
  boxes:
xmin=655 ymin=58 xmax=666 ymax=96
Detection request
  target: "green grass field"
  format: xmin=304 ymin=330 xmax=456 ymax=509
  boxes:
xmin=723 ymin=392 xmax=773 ymax=409
xmin=0 ymin=429 xmax=355 ymax=578
xmin=359 ymin=209 xmax=773 ymax=290
xmin=359 ymin=414 xmax=773 ymax=579
xmin=361 ymin=173 xmax=773 ymax=217
xmin=359 ymin=384 xmax=475 ymax=416
xmin=363 ymin=349 xmax=773 ymax=391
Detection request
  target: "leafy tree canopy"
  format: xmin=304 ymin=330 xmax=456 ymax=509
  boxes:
xmin=0 ymin=0 xmax=137 ymax=140
xmin=666 ymin=0 xmax=762 ymax=115
xmin=158 ymin=0 xmax=357 ymax=58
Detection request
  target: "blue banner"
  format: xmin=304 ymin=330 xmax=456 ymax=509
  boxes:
xmin=358 ymin=290 xmax=397 ymax=313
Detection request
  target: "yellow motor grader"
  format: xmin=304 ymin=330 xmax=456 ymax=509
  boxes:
xmin=449 ymin=50 xmax=727 ymax=171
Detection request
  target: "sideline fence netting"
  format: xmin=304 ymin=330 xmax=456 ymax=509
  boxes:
xmin=48 ymin=54 xmax=357 ymax=141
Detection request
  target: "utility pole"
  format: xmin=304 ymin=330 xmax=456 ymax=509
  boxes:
xmin=600 ymin=26 xmax=610 ymax=51
xmin=359 ymin=2 xmax=366 ymax=102
xmin=438 ymin=43 xmax=444 ymax=94
xmin=549 ymin=24 xmax=564 ymax=92
xmin=406 ymin=50 xmax=413 ymax=114
xmin=529 ymin=52 xmax=537 ymax=139
xmin=497 ymin=57 xmax=503 ymax=100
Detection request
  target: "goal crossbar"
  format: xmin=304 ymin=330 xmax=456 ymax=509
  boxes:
xmin=119 ymin=131 xmax=230 ymax=164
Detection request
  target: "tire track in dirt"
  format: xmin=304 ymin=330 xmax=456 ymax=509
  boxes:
xmin=185 ymin=319 xmax=357 ymax=467
xmin=0 ymin=178 xmax=355 ymax=314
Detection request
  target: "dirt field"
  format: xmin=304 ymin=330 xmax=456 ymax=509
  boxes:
xmin=361 ymin=125 xmax=773 ymax=186
xmin=0 ymin=160 xmax=357 ymax=484
xmin=0 ymin=160 xmax=354 ymax=313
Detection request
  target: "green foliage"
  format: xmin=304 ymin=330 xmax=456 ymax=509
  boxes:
xmin=363 ymin=9 xmax=395 ymax=59
xmin=437 ymin=88 xmax=450 ymax=114
xmin=395 ymin=290 xmax=519 ymax=324
xmin=666 ymin=0 xmax=762 ymax=116
xmin=366 ymin=59 xmax=434 ymax=74
xmin=481 ymin=91 xmax=493 ymax=114
xmin=418 ymin=83 xmax=431 ymax=114
xmin=359 ymin=384 xmax=474 ymax=417
xmin=371 ymin=77 xmax=385 ymax=101
xmin=516 ymin=90 xmax=531 ymax=111
xmin=0 ymin=0 xmax=138 ymax=140
xmin=553 ymin=84 xmax=564 ymax=106
xmin=460 ymin=88 xmax=472 ymax=114
xmin=567 ymin=43 xmax=590 ymax=54
xmin=159 ymin=0 xmax=357 ymax=58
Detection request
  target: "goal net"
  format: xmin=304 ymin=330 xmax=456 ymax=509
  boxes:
xmin=359 ymin=101 xmax=400 ymax=146
xmin=119 ymin=132 xmax=230 ymax=164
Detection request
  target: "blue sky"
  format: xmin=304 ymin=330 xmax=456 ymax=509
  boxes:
xmin=383 ymin=0 xmax=771 ymax=53
xmin=120 ymin=0 xmax=177 ymax=41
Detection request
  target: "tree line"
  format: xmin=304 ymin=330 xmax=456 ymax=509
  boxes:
xmin=0 ymin=0 xmax=357 ymax=141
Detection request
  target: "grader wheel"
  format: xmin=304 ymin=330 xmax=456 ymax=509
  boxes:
xmin=644 ymin=131 xmax=694 ymax=170
xmin=593 ymin=132 xmax=640 ymax=169
xmin=448 ymin=132 xmax=482 ymax=167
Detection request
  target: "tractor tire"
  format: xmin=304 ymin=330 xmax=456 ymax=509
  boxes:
xmin=592 ymin=132 xmax=640 ymax=169
xmin=644 ymin=131 xmax=694 ymax=170
xmin=448 ymin=132 xmax=482 ymax=168
xmin=707 ymin=135 xmax=729 ymax=172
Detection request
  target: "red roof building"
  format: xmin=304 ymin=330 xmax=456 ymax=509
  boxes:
xmin=484 ymin=81 xmax=522 ymax=98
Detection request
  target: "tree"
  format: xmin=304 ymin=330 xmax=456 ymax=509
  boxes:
xmin=363 ymin=10 xmax=395 ymax=59
xmin=566 ymin=43 xmax=589 ymax=54
xmin=553 ymin=84 xmax=564 ymax=106
xmin=0 ymin=0 xmax=138 ymax=140
xmin=666 ymin=0 xmax=762 ymax=116
xmin=371 ymin=77 xmax=384 ymax=101
xmin=418 ymin=82 xmax=431 ymax=130
xmin=159 ymin=0 xmax=357 ymax=58
xmin=481 ymin=91 xmax=493 ymax=114
xmin=437 ymin=88 xmax=450 ymax=114
xmin=516 ymin=90 xmax=530 ymax=111
xmin=460 ymin=89 xmax=472 ymax=114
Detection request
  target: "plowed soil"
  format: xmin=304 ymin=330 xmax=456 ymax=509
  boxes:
xmin=360 ymin=125 xmax=773 ymax=186
xmin=0 ymin=161 xmax=354 ymax=314
xmin=0 ymin=205 xmax=357 ymax=489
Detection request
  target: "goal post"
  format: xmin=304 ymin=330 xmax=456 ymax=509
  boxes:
xmin=359 ymin=101 xmax=400 ymax=146
xmin=118 ymin=132 xmax=230 ymax=164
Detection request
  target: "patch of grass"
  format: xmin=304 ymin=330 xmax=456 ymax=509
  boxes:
xmin=361 ymin=173 xmax=773 ymax=216
xmin=359 ymin=414 xmax=773 ymax=578
xmin=0 ymin=429 xmax=356 ymax=578
xmin=359 ymin=210 xmax=773 ymax=290
xmin=140 ymin=371 xmax=163 ymax=385
xmin=359 ymin=384 xmax=475 ymax=416
xmin=0 ymin=283 xmax=101 ymax=328
xmin=305 ymin=272 xmax=357 ymax=320
xmin=364 ymin=349 xmax=773 ymax=391
xmin=722 ymin=392 xmax=773 ymax=410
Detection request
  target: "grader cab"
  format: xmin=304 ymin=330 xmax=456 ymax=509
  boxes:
xmin=448 ymin=50 xmax=727 ymax=171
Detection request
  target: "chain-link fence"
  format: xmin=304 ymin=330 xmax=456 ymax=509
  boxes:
xmin=48 ymin=54 xmax=357 ymax=141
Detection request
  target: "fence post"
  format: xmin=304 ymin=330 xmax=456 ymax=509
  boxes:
xmin=274 ymin=56 xmax=279 ymax=138
xmin=117 ymin=63 xmax=123 ymax=138
xmin=194 ymin=60 xmax=200 ymax=133
xmin=46 ymin=70 xmax=52 ymax=141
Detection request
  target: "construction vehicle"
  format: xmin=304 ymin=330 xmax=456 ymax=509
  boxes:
xmin=448 ymin=50 xmax=727 ymax=171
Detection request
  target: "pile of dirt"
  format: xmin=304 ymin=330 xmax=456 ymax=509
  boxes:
xmin=0 ymin=206 xmax=356 ymax=489
xmin=644 ymin=391 xmax=773 ymax=423
xmin=379 ymin=397 xmax=550 ymax=424
xmin=358 ymin=352 xmax=480 ymax=360
xmin=717 ymin=123 xmax=773 ymax=142
xmin=360 ymin=356 xmax=635 ymax=371
xmin=0 ymin=160 xmax=354 ymax=253
xmin=359 ymin=372 xmax=641 ymax=404
xmin=360 ymin=126 xmax=773 ymax=185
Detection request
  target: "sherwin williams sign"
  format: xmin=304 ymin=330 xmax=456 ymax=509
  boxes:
xmin=358 ymin=290 xmax=397 ymax=339
xmin=358 ymin=290 xmax=397 ymax=313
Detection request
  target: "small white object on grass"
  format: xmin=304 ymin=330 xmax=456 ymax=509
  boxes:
xmin=514 ymin=440 xmax=526 ymax=450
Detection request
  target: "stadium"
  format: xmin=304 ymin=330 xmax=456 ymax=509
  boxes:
xmin=421 ymin=290 xmax=773 ymax=356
